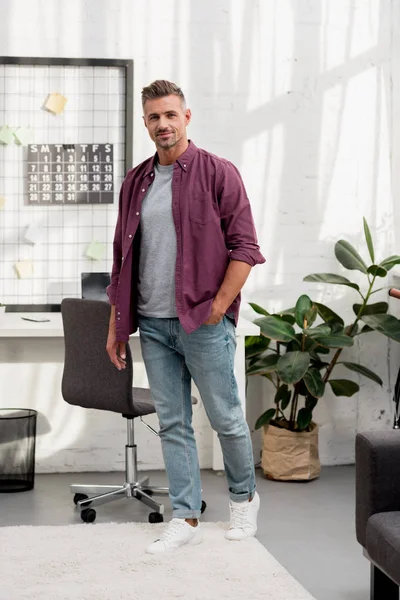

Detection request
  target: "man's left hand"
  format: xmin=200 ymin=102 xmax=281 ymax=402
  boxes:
xmin=203 ymin=299 xmax=226 ymax=325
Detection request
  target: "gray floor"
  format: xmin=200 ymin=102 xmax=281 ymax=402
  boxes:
xmin=0 ymin=466 xmax=369 ymax=600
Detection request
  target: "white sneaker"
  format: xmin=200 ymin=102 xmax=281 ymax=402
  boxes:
xmin=146 ymin=518 xmax=203 ymax=554
xmin=225 ymin=491 xmax=260 ymax=541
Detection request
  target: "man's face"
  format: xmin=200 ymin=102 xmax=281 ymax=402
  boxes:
xmin=143 ymin=95 xmax=191 ymax=151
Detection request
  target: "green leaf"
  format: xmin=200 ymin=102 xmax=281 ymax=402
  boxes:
xmin=273 ymin=313 xmax=296 ymax=325
xmin=314 ymin=302 xmax=345 ymax=327
xmin=247 ymin=355 xmax=262 ymax=367
xmin=339 ymin=362 xmax=383 ymax=386
xmin=303 ymin=336 xmax=325 ymax=356
xmin=352 ymin=302 xmax=389 ymax=318
xmin=360 ymin=314 xmax=400 ymax=342
xmin=329 ymin=379 xmax=360 ymax=397
xmin=295 ymin=295 xmax=313 ymax=328
xmin=304 ymin=273 xmax=360 ymax=292
xmin=255 ymin=408 xmax=276 ymax=430
xmin=277 ymin=351 xmax=310 ymax=385
xmin=275 ymin=384 xmax=291 ymax=411
xmin=363 ymin=218 xmax=375 ymax=263
xmin=379 ymin=255 xmax=400 ymax=272
xmin=334 ymin=240 xmax=368 ymax=274
xmin=313 ymin=334 xmax=354 ymax=348
xmin=245 ymin=336 xmax=271 ymax=359
xmin=305 ymin=395 xmax=318 ymax=411
xmin=314 ymin=345 xmax=331 ymax=354
xmin=254 ymin=316 xmax=297 ymax=343
xmin=367 ymin=265 xmax=387 ymax=278
xmin=331 ymin=321 xmax=346 ymax=334
xmin=246 ymin=354 xmax=278 ymax=376
xmin=303 ymin=368 xmax=326 ymax=398
xmin=296 ymin=379 xmax=309 ymax=396
xmin=304 ymin=305 xmax=318 ymax=328
xmin=248 ymin=302 xmax=270 ymax=317
xmin=305 ymin=324 xmax=332 ymax=338
xmin=297 ymin=408 xmax=313 ymax=431
xmin=261 ymin=373 xmax=275 ymax=383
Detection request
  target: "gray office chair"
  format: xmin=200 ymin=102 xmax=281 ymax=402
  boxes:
xmin=61 ymin=298 xmax=206 ymax=523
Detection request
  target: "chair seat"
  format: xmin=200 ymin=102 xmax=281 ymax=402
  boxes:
xmin=366 ymin=511 xmax=400 ymax=585
xmin=129 ymin=387 xmax=156 ymax=418
xmin=127 ymin=388 xmax=199 ymax=419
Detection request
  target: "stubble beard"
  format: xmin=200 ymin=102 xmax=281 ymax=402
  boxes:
xmin=156 ymin=136 xmax=177 ymax=150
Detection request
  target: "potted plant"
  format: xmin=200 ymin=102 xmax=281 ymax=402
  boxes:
xmin=246 ymin=218 xmax=400 ymax=481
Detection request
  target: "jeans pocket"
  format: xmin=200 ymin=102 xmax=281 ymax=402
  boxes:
xmin=202 ymin=317 xmax=224 ymax=327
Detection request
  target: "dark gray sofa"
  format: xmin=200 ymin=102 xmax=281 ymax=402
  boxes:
xmin=356 ymin=431 xmax=400 ymax=600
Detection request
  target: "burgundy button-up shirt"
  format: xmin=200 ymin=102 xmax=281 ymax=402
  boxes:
xmin=107 ymin=141 xmax=265 ymax=342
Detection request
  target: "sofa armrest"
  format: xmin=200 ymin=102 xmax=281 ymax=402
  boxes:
xmin=356 ymin=431 xmax=400 ymax=548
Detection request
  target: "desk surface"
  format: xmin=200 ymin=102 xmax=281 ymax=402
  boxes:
xmin=0 ymin=312 xmax=260 ymax=338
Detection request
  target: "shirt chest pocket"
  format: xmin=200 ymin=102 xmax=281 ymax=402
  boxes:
xmin=189 ymin=190 xmax=216 ymax=225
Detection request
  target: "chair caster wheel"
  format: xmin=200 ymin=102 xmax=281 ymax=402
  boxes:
xmin=201 ymin=500 xmax=207 ymax=514
xmin=73 ymin=493 xmax=91 ymax=506
xmin=81 ymin=508 xmax=96 ymax=523
xmin=149 ymin=512 xmax=164 ymax=524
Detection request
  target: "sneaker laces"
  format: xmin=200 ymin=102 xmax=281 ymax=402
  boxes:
xmin=158 ymin=519 xmax=186 ymax=543
xmin=229 ymin=501 xmax=249 ymax=530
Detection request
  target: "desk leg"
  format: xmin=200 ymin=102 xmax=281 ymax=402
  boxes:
xmin=212 ymin=334 xmax=246 ymax=471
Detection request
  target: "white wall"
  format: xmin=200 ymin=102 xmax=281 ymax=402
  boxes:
xmin=0 ymin=0 xmax=399 ymax=470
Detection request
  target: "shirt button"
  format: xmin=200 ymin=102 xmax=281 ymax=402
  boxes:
xmin=117 ymin=312 xmax=121 ymax=316
xmin=183 ymin=164 xmax=186 ymax=168
xmin=128 ymin=234 xmax=132 ymax=238
xmin=136 ymin=212 xmax=139 ymax=216
xmin=117 ymin=317 xmax=121 ymax=320
xmin=150 ymin=173 xmax=154 ymax=177
xmin=142 ymin=188 xmax=145 ymax=192
xmin=121 ymin=256 xmax=124 ymax=260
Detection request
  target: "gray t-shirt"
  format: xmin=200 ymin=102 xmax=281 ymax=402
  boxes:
xmin=137 ymin=161 xmax=177 ymax=317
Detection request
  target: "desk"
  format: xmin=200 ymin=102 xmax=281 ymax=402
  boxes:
xmin=0 ymin=312 xmax=259 ymax=471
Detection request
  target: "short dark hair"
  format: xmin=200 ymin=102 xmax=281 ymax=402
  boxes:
xmin=141 ymin=80 xmax=186 ymax=108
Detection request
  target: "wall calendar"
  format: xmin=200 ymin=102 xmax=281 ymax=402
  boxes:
xmin=27 ymin=143 xmax=114 ymax=205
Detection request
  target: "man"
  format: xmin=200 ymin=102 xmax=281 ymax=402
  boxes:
xmin=106 ymin=80 xmax=265 ymax=555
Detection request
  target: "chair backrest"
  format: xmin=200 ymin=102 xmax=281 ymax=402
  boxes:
xmin=61 ymin=298 xmax=134 ymax=415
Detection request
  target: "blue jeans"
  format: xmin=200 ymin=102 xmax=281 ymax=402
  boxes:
xmin=138 ymin=315 xmax=256 ymax=519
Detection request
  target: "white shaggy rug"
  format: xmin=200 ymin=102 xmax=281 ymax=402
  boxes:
xmin=0 ymin=522 xmax=315 ymax=600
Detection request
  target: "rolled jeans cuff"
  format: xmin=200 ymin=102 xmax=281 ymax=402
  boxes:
xmin=229 ymin=487 xmax=257 ymax=503
xmin=172 ymin=509 xmax=202 ymax=519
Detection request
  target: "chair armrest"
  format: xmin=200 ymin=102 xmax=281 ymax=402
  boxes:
xmin=356 ymin=431 xmax=400 ymax=548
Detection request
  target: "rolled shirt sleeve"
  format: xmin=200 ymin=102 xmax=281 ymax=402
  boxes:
xmin=217 ymin=161 xmax=266 ymax=267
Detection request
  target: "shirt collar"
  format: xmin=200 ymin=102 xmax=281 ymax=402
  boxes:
xmin=143 ymin=140 xmax=197 ymax=178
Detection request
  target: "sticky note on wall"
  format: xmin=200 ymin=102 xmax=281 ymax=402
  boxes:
xmin=14 ymin=261 xmax=34 ymax=279
xmin=86 ymin=241 xmax=106 ymax=260
xmin=44 ymin=93 xmax=68 ymax=115
xmin=0 ymin=126 xmax=14 ymax=145
xmin=24 ymin=224 xmax=43 ymax=244
xmin=14 ymin=127 xmax=33 ymax=146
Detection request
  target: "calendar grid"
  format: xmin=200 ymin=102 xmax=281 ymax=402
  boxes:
xmin=27 ymin=143 xmax=114 ymax=204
